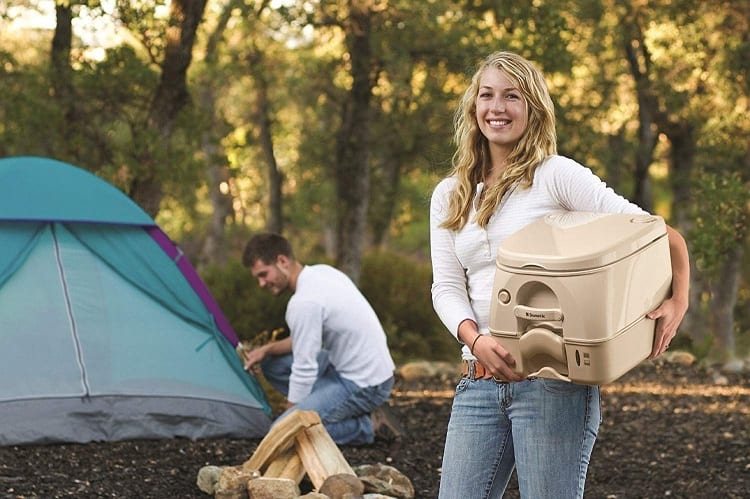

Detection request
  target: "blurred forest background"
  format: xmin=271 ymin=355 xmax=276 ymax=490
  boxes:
xmin=1 ymin=0 xmax=748 ymax=367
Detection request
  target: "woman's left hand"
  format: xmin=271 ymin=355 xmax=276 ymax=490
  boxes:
xmin=646 ymin=296 xmax=688 ymax=359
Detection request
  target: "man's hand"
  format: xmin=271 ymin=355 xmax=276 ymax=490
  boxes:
xmin=243 ymin=344 xmax=270 ymax=372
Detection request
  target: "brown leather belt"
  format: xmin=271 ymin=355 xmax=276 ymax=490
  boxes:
xmin=461 ymin=360 xmax=500 ymax=381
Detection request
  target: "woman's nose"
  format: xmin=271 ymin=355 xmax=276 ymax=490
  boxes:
xmin=491 ymin=97 xmax=505 ymax=112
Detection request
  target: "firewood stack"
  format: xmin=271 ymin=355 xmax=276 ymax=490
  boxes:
xmin=199 ymin=409 xmax=368 ymax=498
xmin=244 ymin=410 xmax=362 ymax=493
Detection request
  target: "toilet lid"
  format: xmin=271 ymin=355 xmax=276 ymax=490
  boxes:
xmin=497 ymin=211 xmax=667 ymax=271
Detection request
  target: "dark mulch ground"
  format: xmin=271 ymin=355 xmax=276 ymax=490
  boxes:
xmin=2 ymin=359 xmax=748 ymax=498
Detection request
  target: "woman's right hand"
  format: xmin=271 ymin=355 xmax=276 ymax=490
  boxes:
xmin=472 ymin=334 xmax=524 ymax=382
xmin=458 ymin=319 xmax=523 ymax=382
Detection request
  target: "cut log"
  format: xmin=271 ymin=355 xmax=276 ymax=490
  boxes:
xmin=243 ymin=410 xmax=322 ymax=472
xmin=295 ymin=421 xmax=356 ymax=490
xmin=263 ymin=445 xmax=306 ymax=484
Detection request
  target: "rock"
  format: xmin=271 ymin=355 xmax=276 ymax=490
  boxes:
xmin=662 ymin=350 xmax=696 ymax=366
xmin=215 ymin=488 xmax=248 ymax=499
xmin=246 ymin=477 xmax=300 ymax=499
xmin=354 ymin=463 xmax=415 ymax=499
xmin=298 ymin=493 xmax=329 ymax=499
xmin=196 ymin=465 xmax=223 ymax=494
xmin=721 ymin=358 xmax=745 ymax=374
xmin=397 ymin=361 xmax=458 ymax=381
xmin=215 ymin=465 xmax=260 ymax=498
xmin=712 ymin=373 xmax=730 ymax=386
xmin=319 ymin=473 xmax=365 ymax=498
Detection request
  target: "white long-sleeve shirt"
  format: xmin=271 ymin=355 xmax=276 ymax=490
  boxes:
xmin=430 ymin=155 xmax=647 ymax=359
xmin=286 ymin=264 xmax=395 ymax=403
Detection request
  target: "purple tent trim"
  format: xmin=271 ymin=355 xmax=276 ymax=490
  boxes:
xmin=146 ymin=227 xmax=239 ymax=346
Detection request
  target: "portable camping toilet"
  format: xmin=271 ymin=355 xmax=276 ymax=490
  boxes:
xmin=0 ymin=156 xmax=272 ymax=445
xmin=489 ymin=211 xmax=672 ymax=385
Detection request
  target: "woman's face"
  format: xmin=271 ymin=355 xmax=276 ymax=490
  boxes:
xmin=475 ymin=67 xmax=528 ymax=156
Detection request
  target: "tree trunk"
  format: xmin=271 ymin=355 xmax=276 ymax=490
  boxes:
xmin=202 ymin=153 xmax=233 ymax=265
xmin=334 ymin=0 xmax=374 ymax=283
xmin=369 ymin=154 xmax=400 ymax=248
xmin=623 ymin=19 xmax=656 ymax=212
xmin=252 ymin=62 xmax=284 ymax=235
xmin=50 ymin=3 xmax=73 ymax=104
xmin=710 ymin=245 xmax=742 ymax=360
xmin=197 ymin=0 xmax=240 ymax=266
xmin=50 ymin=1 xmax=82 ymax=158
xmin=129 ymin=0 xmax=208 ymax=217
xmin=603 ymin=130 xmax=627 ymax=194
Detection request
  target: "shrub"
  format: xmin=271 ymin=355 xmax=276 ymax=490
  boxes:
xmin=360 ymin=250 xmax=458 ymax=364
xmin=200 ymin=259 xmax=290 ymax=343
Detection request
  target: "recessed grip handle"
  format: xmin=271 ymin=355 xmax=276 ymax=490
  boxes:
xmin=519 ymin=327 xmax=567 ymax=364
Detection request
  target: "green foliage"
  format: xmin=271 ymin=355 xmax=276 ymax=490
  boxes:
xmin=359 ymin=250 xmax=458 ymax=364
xmin=200 ymin=259 xmax=290 ymax=343
xmin=0 ymin=50 xmax=60 ymax=157
xmin=689 ymin=169 xmax=750 ymax=277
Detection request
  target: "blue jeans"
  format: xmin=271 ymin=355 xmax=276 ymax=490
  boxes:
xmin=438 ymin=372 xmax=601 ymax=499
xmin=261 ymin=352 xmax=393 ymax=446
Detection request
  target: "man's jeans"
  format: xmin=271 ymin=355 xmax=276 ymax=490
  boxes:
xmin=261 ymin=352 xmax=393 ymax=445
xmin=438 ymin=375 xmax=601 ymax=499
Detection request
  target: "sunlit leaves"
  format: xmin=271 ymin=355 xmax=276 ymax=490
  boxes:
xmin=690 ymin=169 xmax=749 ymax=277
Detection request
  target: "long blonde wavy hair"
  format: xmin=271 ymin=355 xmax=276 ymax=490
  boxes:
xmin=441 ymin=51 xmax=557 ymax=230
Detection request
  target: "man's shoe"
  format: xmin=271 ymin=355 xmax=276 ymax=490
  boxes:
xmin=371 ymin=403 xmax=403 ymax=442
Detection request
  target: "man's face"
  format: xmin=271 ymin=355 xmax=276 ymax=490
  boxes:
xmin=250 ymin=256 xmax=291 ymax=296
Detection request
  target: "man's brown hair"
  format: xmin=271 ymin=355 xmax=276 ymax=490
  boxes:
xmin=242 ymin=233 xmax=295 ymax=267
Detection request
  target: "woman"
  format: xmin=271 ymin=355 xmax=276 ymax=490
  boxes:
xmin=430 ymin=51 xmax=689 ymax=498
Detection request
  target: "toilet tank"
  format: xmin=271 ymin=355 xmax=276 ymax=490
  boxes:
xmin=489 ymin=211 xmax=672 ymax=385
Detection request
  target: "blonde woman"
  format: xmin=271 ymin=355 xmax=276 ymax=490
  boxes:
xmin=430 ymin=51 xmax=689 ymax=498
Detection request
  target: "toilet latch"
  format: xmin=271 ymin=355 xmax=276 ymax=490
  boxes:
xmin=513 ymin=305 xmax=563 ymax=322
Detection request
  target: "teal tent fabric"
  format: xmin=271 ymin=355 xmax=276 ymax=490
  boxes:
xmin=0 ymin=157 xmax=272 ymax=445
xmin=0 ymin=156 xmax=153 ymax=225
xmin=0 ymin=222 xmax=45 ymax=288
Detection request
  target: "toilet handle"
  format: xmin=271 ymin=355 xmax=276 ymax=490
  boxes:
xmin=514 ymin=305 xmax=563 ymax=322
xmin=519 ymin=327 xmax=567 ymax=365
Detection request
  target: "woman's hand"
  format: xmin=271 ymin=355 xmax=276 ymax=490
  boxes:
xmin=648 ymin=225 xmax=690 ymax=359
xmin=458 ymin=319 xmax=523 ymax=381
xmin=647 ymin=296 xmax=688 ymax=359
xmin=471 ymin=334 xmax=524 ymax=382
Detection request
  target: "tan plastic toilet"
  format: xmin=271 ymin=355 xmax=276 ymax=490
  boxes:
xmin=489 ymin=211 xmax=672 ymax=385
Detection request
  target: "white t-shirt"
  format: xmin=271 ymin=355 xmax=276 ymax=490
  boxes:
xmin=286 ymin=264 xmax=396 ymax=403
xmin=430 ymin=155 xmax=647 ymax=359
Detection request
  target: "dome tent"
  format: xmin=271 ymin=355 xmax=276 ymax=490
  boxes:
xmin=0 ymin=156 xmax=272 ymax=445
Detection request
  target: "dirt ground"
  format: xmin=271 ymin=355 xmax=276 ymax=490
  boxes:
xmin=2 ymin=359 xmax=748 ymax=498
